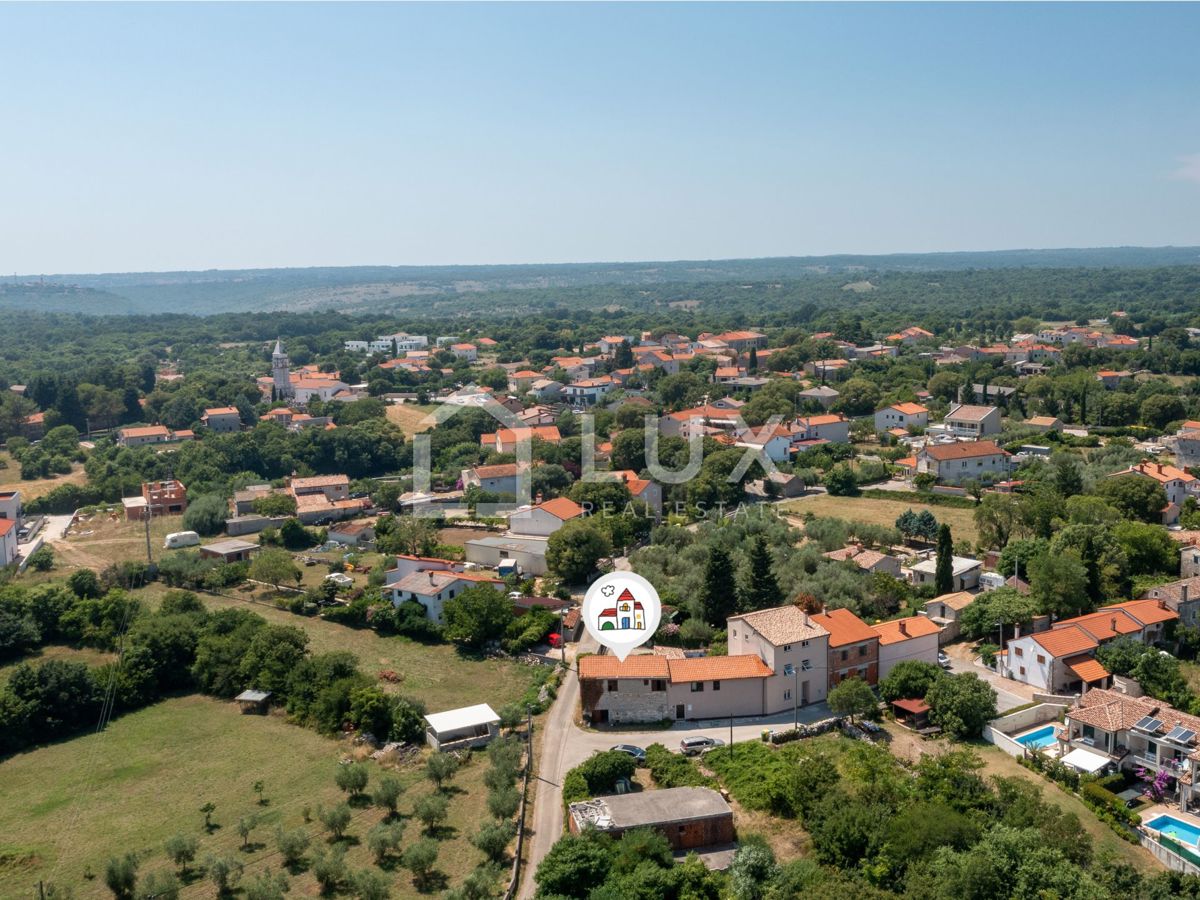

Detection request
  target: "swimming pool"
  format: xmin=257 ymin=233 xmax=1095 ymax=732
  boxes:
xmin=1016 ymin=725 xmax=1059 ymax=750
xmin=1147 ymin=814 xmax=1200 ymax=846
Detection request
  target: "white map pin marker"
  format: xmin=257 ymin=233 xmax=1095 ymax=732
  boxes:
xmin=582 ymin=571 xmax=662 ymax=661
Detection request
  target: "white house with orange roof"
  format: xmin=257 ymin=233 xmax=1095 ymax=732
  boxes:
xmin=659 ymin=402 xmax=745 ymax=439
xmin=1002 ymin=601 xmax=1178 ymax=692
xmin=506 ymin=496 xmax=584 ymax=538
xmin=386 ymin=568 xmax=505 ymax=624
xmin=734 ymin=422 xmax=793 ymax=463
xmin=288 ymin=474 xmax=367 ymax=524
xmin=916 ymin=440 xmax=1011 ymax=485
xmin=874 ymin=402 xmax=928 ymax=433
xmin=117 ymin=425 xmax=173 ymax=448
xmin=790 ymin=413 xmax=850 ymax=444
xmin=479 ymin=425 xmax=562 ymax=454
xmin=563 ymin=375 xmax=615 ymax=407
xmin=0 ymin=516 xmax=17 ymax=566
xmin=450 ymin=342 xmax=477 ymax=361
xmin=712 ymin=330 xmax=767 ymax=352
xmin=1109 ymin=461 xmax=1200 ymax=524
xmin=870 ymin=616 xmax=942 ymax=679
xmin=604 ymin=470 xmax=663 ymax=516
xmin=886 ymin=326 xmax=935 ymax=345
xmin=597 ymin=335 xmax=635 ymax=355
xmin=942 ymin=403 xmax=1002 ymax=438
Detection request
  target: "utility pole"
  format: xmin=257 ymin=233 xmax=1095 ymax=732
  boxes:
xmin=729 ymin=713 xmax=734 ymax=760
xmin=144 ymin=506 xmax=153 ymax=566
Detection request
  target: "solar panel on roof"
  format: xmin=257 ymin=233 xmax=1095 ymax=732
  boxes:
xmin=1166 ymin=727 xmax=1197 ymax=744
xmin=1134 ymin=716 xmax=1163 ymax=733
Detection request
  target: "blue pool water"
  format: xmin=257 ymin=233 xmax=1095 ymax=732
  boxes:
xmin=1016 ymin=725 xmax=1058 ymax=749
xmin=1147 ymin=814 xmax=1200 ymax=846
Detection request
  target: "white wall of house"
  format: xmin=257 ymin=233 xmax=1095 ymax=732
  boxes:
xmin=727 ymin=624 xmax=830 ymax=710
xmin=507 ymin=507 xmax=571 ymax=537
xmin=877 ymin=634 xmax=940 ymax=679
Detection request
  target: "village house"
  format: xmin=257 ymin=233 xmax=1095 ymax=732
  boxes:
xmin=385 ymin=569 xmax=505 ymax=623
xmin=870 ymin=616 xmax=942 ymax=679
xmin=1002 ymin=600 xmax=1178 ymax=692
xmin=578 ymin=653 xmax=775 ymax=723
xmin=915 ymin=440 xmax=1011 ymax=485
xmin=0 ymin=491 xmax=20 ymax=566
xmin=1096 ymin=370 xmax=1133 ymax=389
xmin=727 ymin=605 xmax=831 ymax=709
xmin=874 ymin=402 xmax=928 ymax=433
xmin=450 ymin=342 xmax=478 ymax=361
xmin=804 ymin=359 xmax=851 ymax=381
xmin=1141 ymin=576 xmax=1200 ymax=628
xmin=1024 ymin=415 xmax=1063 ymax=433
xmin=886 ymin=326 xmax=935 ymax=345
xmin=200 ymin=406 xmax=242 ymax=433
xmin=462 ymin=462 xmax=526 ymax=498
xmin=810 ymin=607 xmax=881 ymax=688
xmin=506 ymin=496 xmax=584 ymax=538
xmin=790 ymin=413 xmax=851 ymax=445
xmin=711 ymin=330 xmax=768 ymax=352
xmin=326 ymin=521 xmax=375 ymax=547
xmin=563 ymin=376 xmax=616 ymax=407
xmin=734 ymin=423 xmax=793 ymax=463
xmin=798 ymin=385 xmax=839 ymax=410
xmin=568 ymin=786 xmax=734 ymax=852
xmin=1061 ymin=690 xmax=1200 ymax=811
xmin=479 ymin=425 xmax=562 ymax=454
xmin=604 ymin=470 xmax=663 ymax=516
xmin=199 ymin=538 xmax=259 ymax=564
xmin=941 ymin=403 xmax=1003 ymax=438
xmin=117 ymin=425 xmax=173 ymax=448
xmin=822 ymin=544 xmax=902 ymax=577
xmin=1108 ymin=461 xmax=1200 ymax=524
xmin=288 ymin=474 xmax=367 ymax=524
xmin=921 ymin=591 xmax=976 ymax=642
xmin=910 ymin=554 xmax=982 ymax=591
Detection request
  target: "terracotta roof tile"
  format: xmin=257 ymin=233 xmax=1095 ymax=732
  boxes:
xmin=810 ymin=607 xmax=878 ymax=648
xmin=578 ymin=655 xmax=670 ymax=680
xmin=667 ymin=655 xmax=774 ymax=683
xmin=871 ymin=616 xmax=942 ymax=645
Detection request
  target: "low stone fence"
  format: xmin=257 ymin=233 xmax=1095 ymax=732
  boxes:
xmin=768 ymin=716 xmax=846 ymax=745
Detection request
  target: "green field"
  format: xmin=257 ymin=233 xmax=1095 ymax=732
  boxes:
xmin=782 ymin=492 xmax=979 ymax=544
xmin=139 ymin=585 xmax=538 ymax=711
xmin=0 ymin=694 xmax=504 ymax=897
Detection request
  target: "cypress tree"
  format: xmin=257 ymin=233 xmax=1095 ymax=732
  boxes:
xmin=699 ymin=545 xmax=738 ymax=626
xmin=935 ymin=524 xmax=954 ymax=594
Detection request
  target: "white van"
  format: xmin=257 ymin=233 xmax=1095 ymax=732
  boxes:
xmin=163 ymin=531 xmax=201 ymax=550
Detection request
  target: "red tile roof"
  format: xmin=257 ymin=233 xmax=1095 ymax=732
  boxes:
xmin=810 ymin=607 xmax=878 ymax=648
xmin=666 ymin=655 xmax=774 ymax=683
xmin=871 ymin=616 xmax=942 ymax=645
xmin=579 ymin=655 xmax=669 ymax=680
xmin=921 ymin=440 xmax=1009 ymax=462
xmin=1030 ymin=625 xmax=1098 ymax=658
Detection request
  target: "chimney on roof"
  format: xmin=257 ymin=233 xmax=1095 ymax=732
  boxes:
xmin=1183 ymin=585 xmax=1189 ymax=605
xmin=1111 ymin=616 xmax=1118 ymax=632
xmin=899 ymin=620 xmax=908 ymax=636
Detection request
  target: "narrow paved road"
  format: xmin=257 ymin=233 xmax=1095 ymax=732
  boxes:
xmin=518 ymin=639 xmax=833 ymax=898
xmin=944 ymin=642 xmax=1036 ymax=712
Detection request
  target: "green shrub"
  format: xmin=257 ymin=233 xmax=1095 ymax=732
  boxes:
xmin=644 ymin=744 xmax=717 ymax=790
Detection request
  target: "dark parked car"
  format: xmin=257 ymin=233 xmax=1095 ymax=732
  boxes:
xmin=609 ymin=744 xmax=646 ymax=765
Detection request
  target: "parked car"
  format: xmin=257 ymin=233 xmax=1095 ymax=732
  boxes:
xmin=609 ymin=744 xmax=646 ymax=765
xmin=679 ymin=736 xmax=725 ymax=756
xmin=938 ymin=650 xmax=952 ymax=669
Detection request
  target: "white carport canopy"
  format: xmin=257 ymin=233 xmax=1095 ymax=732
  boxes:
xmin=1061 ymin=747 xmax=1111 ymax=774
xmin=424 ymin=703 xmax=500 ymax=735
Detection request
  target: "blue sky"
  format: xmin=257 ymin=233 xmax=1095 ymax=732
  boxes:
xmin=2 ymin=2 xmax=1198 ymax=273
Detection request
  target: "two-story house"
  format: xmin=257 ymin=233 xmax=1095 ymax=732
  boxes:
xmin=1108 ymin=462 xmax=1200 ymax=525
xmin=479 ymin=426 xmax=562 ymax=454
xmin=727 ymin=605 xmax=832 ymax=710
xmin=200 ymin=407 xmax=242 ymax=433
xmin=870 ymin=616 xmax=942 ymax=679
xmin=386 ymin=570 xmax=505 ymax=624
xmin=942 ymin=403 xmax=1003 ymax=438
xmin=811 ymin=607 xmax=881 ymax=687
xmin=790 ymin=414 xmax=851 ymax=445
xmin=462 ymin=463 xmax=525 ymax=498
xmin=874 ymin=402 xmax=929 ymax=433
xmin=1142 ymin=576 xmax=1200 ymax=629
xmin=915 ymin=441 xmax=1011 ymax=485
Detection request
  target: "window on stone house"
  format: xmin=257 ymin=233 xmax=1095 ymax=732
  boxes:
xmin=859 ymin=645 xmax=867 ymax=656
xmin=607 ymin=680 xmax=618 ymax=691
xmin=651 ymin=680 xmax=666 ymax=692
xmin=1019 ymin=666 xmax=1026 ymax=675
xmin=841 ymin=649 xmax=848 ymax=661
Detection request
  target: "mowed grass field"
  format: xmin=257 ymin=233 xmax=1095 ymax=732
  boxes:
xmin=139 ymin=584 xmax=539 ymax=712
xmin=385 ymin=403 xmax=440 ymax=439
xmin=781 ymin=493 xmax=979 ymax=544
xmin=0 ymin=695 xmax=502 ymax=897
xmin=0 ymin=450 xmax=88 ymax=502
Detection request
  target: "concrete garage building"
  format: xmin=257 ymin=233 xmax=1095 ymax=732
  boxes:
xmin=579 ymin=654 xmax=774 ymax=724
xmin=464 ymin=535 xmax=549 ymax=576
xmin=568 ymin=786 xmax=734 ymax=852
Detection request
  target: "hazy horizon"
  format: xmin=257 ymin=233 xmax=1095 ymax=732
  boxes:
xmin=3 ymin=3 xmax=1198 ymax=273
